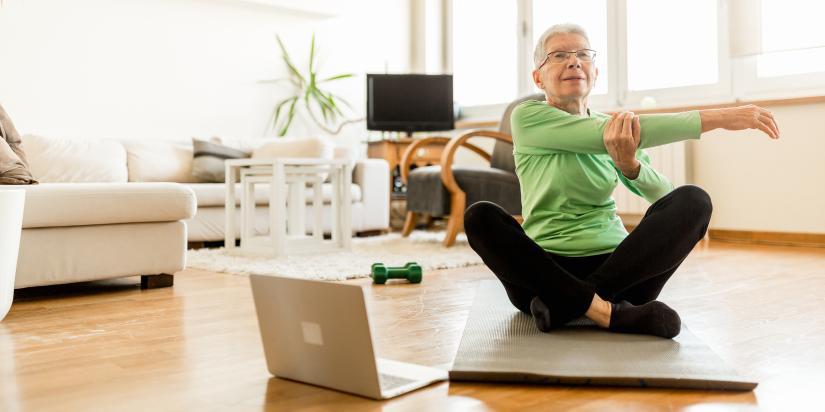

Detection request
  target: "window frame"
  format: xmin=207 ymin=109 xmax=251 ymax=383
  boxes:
xmin=734 ymin=54 xmax=825 ymax=101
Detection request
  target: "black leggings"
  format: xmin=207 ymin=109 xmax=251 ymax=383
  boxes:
xmin=464 ymin=185 xmax=712 ymax=328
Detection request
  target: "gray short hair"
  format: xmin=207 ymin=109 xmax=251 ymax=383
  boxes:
xmin=533 ymin=23 xmax=591 ymax=69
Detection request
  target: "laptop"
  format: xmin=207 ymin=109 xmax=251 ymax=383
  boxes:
xmin=249 ymin=275 xmax=448 ymax=400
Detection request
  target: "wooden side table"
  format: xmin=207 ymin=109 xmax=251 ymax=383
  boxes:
xmin=366 ymin=138 xmax=444 ymax=196
xmin=367 ymin=138 xmax=447 ymax=230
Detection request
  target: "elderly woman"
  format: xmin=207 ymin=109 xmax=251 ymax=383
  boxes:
xmin=464 ymin=23 xmax=779 ymax=339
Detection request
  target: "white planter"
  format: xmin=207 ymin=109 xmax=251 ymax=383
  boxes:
xmin=0 ymin=188 xmax=25 ymax=322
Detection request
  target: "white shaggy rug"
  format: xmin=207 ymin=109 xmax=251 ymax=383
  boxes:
xmin=186 ymin=232 xmax=484 ymax=281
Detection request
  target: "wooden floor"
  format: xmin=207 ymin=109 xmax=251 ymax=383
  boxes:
xmin=1 ymin=241 xmax=824 ymax=411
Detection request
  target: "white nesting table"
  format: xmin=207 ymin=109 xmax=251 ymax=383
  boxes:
xmin=224 ymin=158 xmax=352 ymax=257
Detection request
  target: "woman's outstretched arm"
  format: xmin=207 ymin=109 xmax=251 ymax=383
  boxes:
xmin=602 ymin=105 xmax=780 ymax=182
xmin=698 ymin=104 xmax=780 ymax=139
xmin=511 ymin=101 xmax=701 ymax=155
xmin=512 ymin=101 xmax=779 ymax=156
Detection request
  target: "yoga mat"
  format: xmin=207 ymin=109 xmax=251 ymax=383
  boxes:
xmin=449 ymin=281 xmax=757 ymax=390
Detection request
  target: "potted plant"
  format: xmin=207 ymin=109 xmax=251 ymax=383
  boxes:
xmin=262 ymin=34 xmax=362 ymax=136
xmin=0 ymin=188 xmax=25 ymax=321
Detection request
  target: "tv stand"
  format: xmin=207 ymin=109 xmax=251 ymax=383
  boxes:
xmin=366 ymin=137 xmax=445 ymax=193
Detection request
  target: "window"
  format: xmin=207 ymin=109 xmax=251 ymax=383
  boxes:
xmin=757 ymin=48 xmax=825 ymax=78
xmin=625 ymin=0 xmax=719 ymax=91
xmin=451 ymin=0 xmax=518 ymax=106
xmin=532 ymin=0 xmax=609 ymax=96
xmin=756 ymin=0 xmax=825 ymax=78
xmin=442 ymin=0 xmax=825 ymax=113
xmin=449 ymin=0 xmax=724 ymax=113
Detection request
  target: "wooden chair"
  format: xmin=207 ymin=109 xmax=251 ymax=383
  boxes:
xmin=399 ymin=94 xmax=544 ymax=247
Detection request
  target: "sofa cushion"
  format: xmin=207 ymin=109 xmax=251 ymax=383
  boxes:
xmin=185 ymin=182 xmax=362 ymax=207
xmin=203 ymin=137 xmax=355 ymax=170
xmin=21 ymin=182 xmax=196 ymax=229
xmin=191 ymin=138 xmax=250 ymax=183
xmin=251 ymin=137 xmax=334 ymax=160
xmin=21 ymin=134 xmax=128 ymax=183
xmin=124 ymin=140 xmax=199 ymax=183
xmin=333 ymin=146 xmax=357 ymax=170
xmin=252 ymin=137 xmax=335 ymax=182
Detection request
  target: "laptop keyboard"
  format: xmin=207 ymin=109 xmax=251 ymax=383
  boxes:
xmin=379 ymin=373 xmax=417 ymax=390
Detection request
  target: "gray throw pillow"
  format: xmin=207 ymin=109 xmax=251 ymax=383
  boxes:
xmin=191 ymin=138 xmax=250 ymax=183
xmin=0 ymin=104 xmax=37 ymax=185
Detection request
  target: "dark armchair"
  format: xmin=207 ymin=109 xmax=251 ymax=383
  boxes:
xmin=399 ymin=93 xmax=545 ymax=246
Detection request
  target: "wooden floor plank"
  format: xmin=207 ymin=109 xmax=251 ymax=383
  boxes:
xmin=1 ymin=241 xmax=824 ymax=411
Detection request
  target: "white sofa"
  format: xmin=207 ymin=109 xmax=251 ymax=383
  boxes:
xmin=17 ymin=182 xmax=196 ymax=289
xmin=14 ymin=135 xmax=390 ymax=288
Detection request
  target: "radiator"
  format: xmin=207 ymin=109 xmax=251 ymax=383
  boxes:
xmin=612 ymin=142 xmax=687 ymax=215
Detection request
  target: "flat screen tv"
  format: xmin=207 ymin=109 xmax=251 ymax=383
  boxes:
xmin=366 ymin=74 xmax=454 ymax=136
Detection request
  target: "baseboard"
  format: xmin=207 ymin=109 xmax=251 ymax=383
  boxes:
xmin=619 ymin=214 xmax=825 ymax=248
xmin=619 ymin=214 xmax=644 ymax=228
xmin=707 ymin=229 xmax=825 ymax=248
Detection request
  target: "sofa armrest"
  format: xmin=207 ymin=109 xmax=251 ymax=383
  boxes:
xmin=352 ymin=158 xmax=390 ymax=231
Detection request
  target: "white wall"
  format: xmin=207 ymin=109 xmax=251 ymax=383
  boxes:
xmin=689 ymin=101 xmax=825 ymax=234
xmin=0 ymin=0 xmax=410 ymax=148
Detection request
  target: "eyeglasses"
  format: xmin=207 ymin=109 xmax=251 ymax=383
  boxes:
xmin=538 ymin=49 xmax=596 ymax=69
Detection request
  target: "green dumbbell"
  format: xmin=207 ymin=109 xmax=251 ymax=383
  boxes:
xmin=370 ymin=262 xmax=423 ymax=284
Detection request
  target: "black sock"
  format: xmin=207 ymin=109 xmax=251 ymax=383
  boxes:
xmin=530 ymin=296 xmax=553 ymax=332
xmin=609 ymin=300 xmax=681 ymax=339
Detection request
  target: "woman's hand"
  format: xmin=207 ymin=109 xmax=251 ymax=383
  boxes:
xmin=604 ymin=112 xmax=641 ymax=179
xmin=699 ymin=104 xmax=780 ymax=139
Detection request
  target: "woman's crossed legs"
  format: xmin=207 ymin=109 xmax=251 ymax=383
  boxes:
xmin=464 ymin=185 xmax=712 ymax=338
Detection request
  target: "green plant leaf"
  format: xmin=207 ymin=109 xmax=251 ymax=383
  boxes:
xmin=266 ymin=34 xmax=356 ymax=136
xmin=278 ymin=98 xmax=299 ymax=136
xmin=329 ymin=92 xmax=353 ymax=109
xmin=272 ymin=96 xmax=297 ymax=134
xmin=319 ymin=73 xmax=354 ymax=83
xmin=276 ymin=35 xmax=306 ymax=87
xmin=316 ymin=89 xmax=344 ymax=117
xmin=329 ymin=93 xmax=352 ymax=109
xmin=304 ymin=81 xmax=315 ymax=106
xmin=313 ymin=91 xmax=331 ymax=120
xmin=306 ymin=96 xmax=330 ymax=124
xmin=311 ymin=88 xmax=337 ymax=120
xmin=309 ymin=33 xmax=316 ymax=74
xmin=308 ymin=46 xmax=317 ymax=91
xmin=265 ymin=105 xmax=279 ymax=135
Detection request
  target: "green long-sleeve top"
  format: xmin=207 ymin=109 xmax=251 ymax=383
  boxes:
xmin=510 ymin=100 xmax=702 ymax=256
